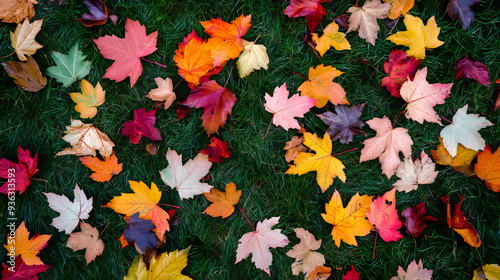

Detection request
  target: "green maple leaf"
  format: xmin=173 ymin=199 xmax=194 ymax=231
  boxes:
xmin=46 ymin=44 xmax=91 ymax=87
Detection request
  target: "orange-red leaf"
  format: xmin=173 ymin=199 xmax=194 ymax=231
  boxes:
xmin=174 ymin=31 xmax=214 ymax=86
xmin=202 ymin=182 xmax=241 ymax=218
xmin=79 ymin=152 xmax=122 ymax=182
xmin=3 ymin=221 xmax=51 ymax=266
xmin=297 ymin=64 xmax=348 ymax=108
xmin=475 ymin=145 xmax=500 ymax=192
xmin=441 ymin=194 xmax=481 ymax=248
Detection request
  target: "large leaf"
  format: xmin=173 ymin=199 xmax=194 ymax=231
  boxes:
xmin=46 ymin=44 xmax=91 ymax=87
xmin=441 ymin=194 xmax=482 ymax=248
xmin=1 ymin=257 xmax=49 ymax=280
xmin=124 ymin=212 xmax=157 ymax=253
xmin=455 ymin=55 xmax=490 ymax=86
xmin=0 ymin=0 xmax=37 ymax=23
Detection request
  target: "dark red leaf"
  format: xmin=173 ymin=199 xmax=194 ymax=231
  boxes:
xmin=78 ymin=0 xmax=111 ymax=27
xmin=381 ymin=50 xmax=421 ymax=98
xmin=401 ymin=202 xmax=438 ymax=237
xmin=283 ymin=0 xmax=332 ymax=33
xmin=334 ymin=14 xmax=349 ymax=30
xmin=200 ymin=137 xmax=231 ymax=163
xmin=2 ymin=257 xmax=50 ymax=280
xmin=304 ymin=33 xmax=321 ymax=58
xmin=455 ymin=55 xmax=490 ymax=86
xmin=124 ymin=213 xmax=157 ymax=253
xmin=122 ymin=108 xmax=162 ymax=144
xmin=317 ymin=103 xmax=365 ymax=144
xmin=343 ymin=264 xmax=360 ymax=280
xmin=447 ymin=0 xmax=481 ymax=30
xmin=176 ymin=104 xmax=191 ymax=120
xmin=0 ymin=146 xmax=38 ymax=194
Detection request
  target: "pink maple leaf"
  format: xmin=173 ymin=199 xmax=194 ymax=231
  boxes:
xmin=367 ymin=187 xmax=404 ymax=242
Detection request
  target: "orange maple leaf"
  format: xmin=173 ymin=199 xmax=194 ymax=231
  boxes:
xmin=441 ymin=194 xmax=482 ymax=248
xmin=202 ymin=182 xmax=242 ymax=218
xmin=297 ymin=64 xmax=349 ymax=108
xmin=432 ymin=137 xmax=478 ymax=176
xmin=79 ymin=152 xmax=122 ymax=182
xmin=174 ymin=32 xmax=214 ymax=86
xmin=475 ymin=145 xmax=500 ymax=192
xmin=4 ymin=221 xmax=51 ymax=265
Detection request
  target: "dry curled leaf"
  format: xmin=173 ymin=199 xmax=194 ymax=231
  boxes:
xmin=56 ymin=120 xmax=115 ymax=158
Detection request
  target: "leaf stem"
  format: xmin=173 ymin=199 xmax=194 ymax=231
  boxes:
xmin=224 ymin=67 xmax=233 ymax=88
xmin=373 ymin=232 xmax=378 ymax=260
xmin=351 ymin=127 xmax=367 ymax=137
xmin=0 ymin=51 xmax=15 ymax=59
xmin=264 ymin=118 xmax=273 ymax=139
xmin=332 ymin=148 xmax=357 ymax=157
xmin=293 ymin=71 xmax=308 ymax=80
xmin=98 ymin=223 xmax=110 ymax=238
xmin=392 ymin=110 xmax=405 ymax=128
xmin=157 ymin=203 xmax=181 ymax=209
xmin=239 ymin=206 xmax=256 ymax=231
xmin=174 ymin=79 xmax=183 ymax=90
xmin=441 ymin=116 xmax=453 ymax=124
xmin=141 ymin=57 xmax=167 ymax=68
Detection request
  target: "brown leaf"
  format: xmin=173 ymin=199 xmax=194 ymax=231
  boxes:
xmin=0 ymin=0 xmax=37 ymax=24
xmin=2 ymin=56 xmax=47 ymax=92
xmin=284 ymin=136 xmax=309 ymax=162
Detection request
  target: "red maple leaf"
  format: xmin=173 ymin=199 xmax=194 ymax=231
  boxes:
xmin=93 ymin=18 xmax=157 ymax=87
xmin=183 ymin=80 xmax=237 ymax=135
xmin=343 ymin=264 xmax=360 ymax=280
xmin=283 ymin=0 xmax=331 ymax=33
xmin=200 ymin=137 xmax=231 ymax=163
xmin=455 ymin=55 xmax=490 ymax=86
xmin=2 ymin=258 xmax=50 ymax=280
xmin=122 ymin=108 xmax=162 ymax=144
xmin=381 ymin=50 xmax=421 ymax=98
xmin=0 ymin=146 xmax=39 ymax=194
xmin=401 ymin=202 xmax=438 ymax=237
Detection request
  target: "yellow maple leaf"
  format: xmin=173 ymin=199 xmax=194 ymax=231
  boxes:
xmin=70 ymin=79 xmax=105 ymax=119
xmin=387 ymin=14 xmax=443 ymax=59
xmin=4 ymin=221 xmax=51 ymax=265
xmin=10 ymin=18 xmax=43 ymax=61
xmin=384 ymin=0 xmax=414 ymax=20
xmin=321 ymin=190 xmax=374 ymax=247
xmin=297 ymin=64 xmax=349 ymax=108
xmin=312 ymin=21 xmax=351 ymax=57
xmin=236 ymin=40 xmax=269 ymax=78
xmin=286 ymin=132 xmax=346 ymax=192
xmin=473 ymin=264 xmax=500 ymax=280
xmin=431 ymin=137 xmax=478 ymax=176
xmin=202 ymin=182 xmax=242 ymax=218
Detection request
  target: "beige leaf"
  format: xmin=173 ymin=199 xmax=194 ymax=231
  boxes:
xmin=66 ymin=222 xmax=104 ymax=265
xmin=284 ymin=136 xmax=309 ymax=162
xmin=146 ymin=77 xmax=176 ymax=109
xmin=286 ymin=228 xmax=325 ymax=278
xmin=10 ymin=18 xmax=43 ymax=61
xmin=394 ymin=150 xmax=438 ymax=193
xmin=0 ymin=0 xmax=37 ymax=24
xmin=237 ymin=40 xmax=269 ymax=78
xmin=56 ymin=119 xmax=115 ymax=158
xmin=347 ymin=0 xmax=391 ymax=45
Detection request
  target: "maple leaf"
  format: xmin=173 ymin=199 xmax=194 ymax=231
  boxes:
xmin=122 ymin=108 xmax=162 ymax=144
xmin=360 ymin=116 xmax=413 ymax=178
xmin=346 ymin=0 xmax=391 ymax=45
xmin=56 ymin=119 xmax=115 ymax=158
xmin=200 ymin=14 xmax=251 ymax=67
xmin=283 ymin=0 xmax=331 ymax=33
xmin=441 ymin=194 xmax=482 ymax=248
xmin=284 ymin=135 xmax=309 ymax=162
xmin=432 ymin=137 xmax=478 ymax=176
xmin=78 ymin=0 xmax=112 ymax=27
xmin=367 ymin=187 xmax=404 ymax=242
xmin=200 ymin=137 xmax=231 ymax=163
xmin=3 ymin=221 xmax=51 ymax=265
xmin=264 ymin=82 xmax=316 ymax=130
xmin=297 ymin=64 xmax=348 ymax=108
xmin=0 ymin=146 xmax=38 ymax=194
xmin=235 ymin=216 xmax=289 ymax=276
xmin=66 ymin=222 xmax=104 ymax=265
xmin=44 ymin=184 xmax=93 ymax=234
xmin=447 ymin=0 xmax=481 ymax=30
xmin=401 ymin=202 xmax=438 ymax=237
xmin=473 ymin=264 xmax=500 ymax=280
xmin=321 ymin=190 xmax=373 ymax=247
xmin=0 ymin=0 xmax=37 ymax=24
xmin=391 ymin=259 xmax=433 ymax=280
xmin=124 ymin=212 xmax=157 ymax=253
xmin=79 ymin=152 xmax=122 ymax=182
xmin=70 ymin=79 xmax=105 ymax=119
xmin=475 ymin=145 xmax=500 ymax=192
xmin=311 ymin=21 xmax=351 ymax=57
xmin=174 ymin=31 xmax=214 ymax=86
xmin=455 ymin=55 xmax=491 ymax=86
xmin=286 ymin=228 xmax=325 ymax=278
xmin=160 ymin=148 xmax=213 ymax=200
xmin=380 ymin=49 xmax=421 ymax=98
xmin=308 ymin=266 xmax=332 ymax=280
xmin=146 ymin=77 xmax=176 ymax=109
xmin=286 ymin=132 xmax=346 ymax=192
xmin=237 ymin=40 xmax=269 ymax=78
xmin=2 ymin=257 xmax=50 ymax=280
xmin=317 ymin=103 xmax=365 ymax=144
xmin=93 ymin=18 xmax=158 ymax=87
xmin=202 ymin=182 xmax=241 ymax=218
xmin=10 ymin=18 xmax=43 ymax=61
xmin=343 ymin=265 xmax=360 ymax=280
xmin=2 ymin=55 xmax=47 ymax=92
xmin=440 ymin=105 xmax=493 ymax=157
xmin=45 ymin=44 xmax=92 ymax=87
xmin=183 ymin=80 xmax=237 ymax=135
xmin=384 ymin=0 xmax=414 ymax=19
xmin=387 ymin=15 xmax=444 ymax=59
xmin=393 ymin=150 xmax=438 ymax=193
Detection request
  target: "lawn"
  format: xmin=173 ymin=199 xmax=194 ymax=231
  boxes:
xmin=1 ymin=0 xmax=500 ymax=279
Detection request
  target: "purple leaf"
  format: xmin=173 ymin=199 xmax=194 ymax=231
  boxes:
xmin=78 ymin=0 xmax=111 ymax=27
xmin=447 ymin=0 xmax=481 ymax=30
xmin=317 ymin=103 xmax=365 ymax=144
xmin=124 ymin=212 xmax=157 ymax=253
xmin=455 ymin=55 xmax=490 ymax=86
xmin=401 ymin=202 xmax=438 ymax=237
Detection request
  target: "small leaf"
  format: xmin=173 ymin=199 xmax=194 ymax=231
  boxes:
xmin=401 ymin=202 xmax=438 ymax=237
xmin=317 ymin=103 xmax=365 ymax=144
xmin=124 ymin=213 xmax=157 ymax=253
xmin=122 ymin=108 xmax=162 ymax=144
xmin=10 ymin=19 xmax=43 ymax=61
xmin=79 ymin=153 xmax=122 ymax=182
xmin=202 ymin=182 xmax=241 ymax=218
xmin=70 ymin=79 xmax=105 ymax=119
xmin=475 ymin=145 xmax=500 ymax=192
xmin=391 ymin=259 xmax=433 ymax=280
xmin=237 ymin=40 xmax=269 ymax=78
xmin=3 ymin=221 xmax=51 ymax=266
xmin=2 ymin=56 xmax=47 ymax=92
xmin=441 ymin=194 xmax=482 ymax=248
xmin=66 ymin=222 xmax=104 ymax=265
xmin=366 ymin=187 xmax=403 ymax=242
xmin=200 ymin=137 xmax=231 ymax=163
xmin=447 ymin=0 xmax=481 ymax=30
xmin=312 ymin=21 xmax=350 ymax=57
xmin=146 ymin=77 xmax=176 ymax=109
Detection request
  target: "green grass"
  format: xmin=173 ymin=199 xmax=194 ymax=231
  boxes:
xmin=1 ymin=0 xmax=500 ymax=279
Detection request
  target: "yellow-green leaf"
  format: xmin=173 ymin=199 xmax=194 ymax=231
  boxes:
xmin=312 ymin=21 xmax=350 ymax=57
xmin=70 ymin=79 xmax=105 ymax=118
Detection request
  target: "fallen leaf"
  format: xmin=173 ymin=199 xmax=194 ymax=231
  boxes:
xmin=0 ymin=146 xmax=38 ymax=194
xmin=380 ymin=49 xmax=421 ymax=98
xmin=70 ymin=79 xmax=105 ymax=119
xmin=447 ymin=0 xmax=481 ymax=30
xmin=1 ymin=257 xmax=49 ymax=280
xmin=124 ymin=212 xmax=157 ymax=253
xmin=401 ymin=202 xmax=438 ymax=237
xmin=0 ymin=0 xmax=37 ymax=23
xmin=384 ymin=0 xmax=414 ymax=19
xmin=45 ymin=43 xmax=92 ymax=87
xmin=200 ymin=137 xmax=231 ymax=163
xmin=235 ymin=216 xmax=289 ymax=276
xmin=79 ymin=152 xmax=122 ymax=182
xmin=432 ymin=137 xmax=478 ymax=176
xmin=10 ymin=18 xmax=43 ymax=61
xmin=473 ymin=264 xmax=500 ymax=280
xmin=146 ymin=77 xmax=176 ymax=109
xmin=145 ymin=142 xmax=157 ymax=156
xmin=264 ymin=82 xmax=316 ymax=130
xmin=44 ymin=184 xmax=93 ymax=234
xmin=174 ymin=31 xmax=214 ymax=86
xmin=66 ymin=222 xmax=104 ymax=265
xmin=347 ymin=0 xmax=392 ymax=45
xmin=284 ymin=135 xmax=309 ymax=163
xmin=455 ymin=55 xmax=490 ymax=86
xmin=391 ymin=259 xmax=433 ymax=280
xmin=367 ymin=187 xmax=404 ymax=242
xmin=2 ymin=55 xmax=47 ymax=92
xmin=237 ymin=40 xmax=269 ymax=78
xmin=297 ymin=64 xmax=348 ymax=108
xmin=78 ymin=0 xmax=111 ymax=27
xmin=308 ymin=266 xmax=332 ymax=280
xmin=393 ymin=150 xmax=438 ymax=193
xmin=321 ymin=190 xmax=373 ymax=247
xmin=286 ymin=228 xmax=325 ymax=278
xmin=440 ymin=104 xmax=493 ymax=157
xmin=475 ymin=145 xmax=500 ymax=192
xmin=495 ymin=78 xmax=500 ymax=111
xmin=335 ymin=14 xmax=350 ymax=29
xmin=3 ymin=221 xmax=51 ymax=265
xmin=160 ymin=148 xmax=213 ymax=200
xmin=387 ymin=15 xmax=444 ymax=59
xmin=441 ymin=194 xmax=482 ymax=248
xmin=360 ymin=116 xmax=413 ymax=178
xmin=122 ymin=108 xmax=162 ymax=144
xmin=286 ymin=132 xmax=346 ymax=192
xmin=93 ymin=18 xmax=157 ymax=87
xmin=202 ymin=182 xmax=241 ymax=218
xmin=317 ymin=103 xmax=365 ymax=144
xmin=312 ymin=21 xmax=351 ymax=57
xmin=283 ymin=0 xmax=331 ymax=33
xmin=183 ymin=80 xmax=237 ymax=135
xmin=343 ymin=265 xmax=360 ymax=280
xmin=56 ymin=119 xmax=115 ymax=158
